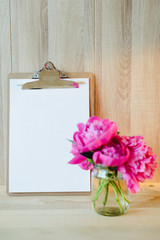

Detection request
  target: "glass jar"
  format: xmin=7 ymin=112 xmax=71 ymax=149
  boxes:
xmin=91 ymin=165 xmax=130 ymax=216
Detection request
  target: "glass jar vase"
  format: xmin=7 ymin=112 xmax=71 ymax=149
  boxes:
xmin=91 ymin=165 xmax=130 ymax=216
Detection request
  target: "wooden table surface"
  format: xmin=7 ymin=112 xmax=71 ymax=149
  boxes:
xmin=0 ymin=184 xmax=160 ymax=240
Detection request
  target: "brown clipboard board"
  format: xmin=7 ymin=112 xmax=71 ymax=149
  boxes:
xmin=7 ymin=68 xmax=94 ymax=196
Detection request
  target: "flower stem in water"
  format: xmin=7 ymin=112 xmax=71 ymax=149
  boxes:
xmin=110 ymin=181 xmax=123 ymax=214
xmin=103 ymin=183 xmax=109 ymax=206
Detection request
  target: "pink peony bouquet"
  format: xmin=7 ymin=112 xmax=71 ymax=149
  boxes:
xmin=68 ymin=117 xmax=157 ymax=194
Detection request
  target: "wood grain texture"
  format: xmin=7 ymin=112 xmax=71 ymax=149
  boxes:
xmin=0 ymin=184 xmax=160 ymax=240
xmin=10 ymin=0 xmax=94 ymax=72
xmin=0 ymin=0 xmax=11 ymax=184
xmin=48 ymin=0 xmax=94 ymax=72
xmin=10 ymin=0 xmax=48 ymax=72
xmin=131 ymin=0 xmax=160 ymax=181
xmin=95 ymin=0 xmax=132 ymax=135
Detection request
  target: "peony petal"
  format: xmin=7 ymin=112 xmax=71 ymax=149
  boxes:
xmin=68 ymin=154 xmax=87 ymax=165
xmin=88 ymin=122 xmax=118 ymax=151
xmin=73 ymin=132 xmax=84 ymax=146
xmin=102 ymin=119 xmax=110 ymax=126
xmin=92 ymin=152 xmax=102 ymax=165
xmin=73 ymin=132 xmax=79 ymax=143
xmin=93 ymin=148 xmax=130 ymax=167
xmin=79 ymin=160 xmax=94 ymax=170
xmin=122 ymin=173 xmax=140 ymax=194
xmin=76 ymin=145 xmax=90 ymax=153
xmin=87 ymin=116 xmax=102 ymax=124
xmin=77 ymin=123 xmax=85 ymax=132
xmin=88 ymin=138 xmax=102 ymax=151
xmin=70 ymin=144 xmax=79 ymax=155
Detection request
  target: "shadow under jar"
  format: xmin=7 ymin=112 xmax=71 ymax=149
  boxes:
xmin=91 ymin=165 xmax=130 ymax=216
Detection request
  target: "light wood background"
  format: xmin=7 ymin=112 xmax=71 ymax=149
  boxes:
xmin=0 ymin=0 xmax=160 ymax=184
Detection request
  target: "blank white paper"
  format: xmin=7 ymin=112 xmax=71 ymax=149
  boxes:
xmin=9 ymin=78 xmax=90 ymax=193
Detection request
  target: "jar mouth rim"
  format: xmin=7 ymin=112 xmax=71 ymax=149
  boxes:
xmin=93 ymin=164 xmax=108 ymax=169
xmin=92 ymin=165 xmax=123 ymax=179
xmin=93 ymin=164 xmax=117 ymax=170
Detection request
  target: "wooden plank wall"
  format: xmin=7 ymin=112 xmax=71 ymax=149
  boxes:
xmin=0 ymin=0 xmax=11 ymax=184
xmin=0 ymin=0 xmax=160 ymax=184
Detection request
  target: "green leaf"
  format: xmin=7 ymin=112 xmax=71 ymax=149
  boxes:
xmin=81 ymin=151 xmax=94 ymax=159
xmin=66 ymin=138 xmax=75 ymax=144
xmin=87 ymin=158 xmax=94 ymax=164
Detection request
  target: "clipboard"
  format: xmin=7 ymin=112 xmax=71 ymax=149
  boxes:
xmin=7 ymin=62 xmax=94 ymax=195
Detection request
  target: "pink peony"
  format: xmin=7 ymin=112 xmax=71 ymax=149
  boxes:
xmin=118 ymin=136 xmax=157 ymax=194
xmin=68 ymin=116 xmax=118 ymax=170
xmin=93 ymin=135 xmax=130 ymax=167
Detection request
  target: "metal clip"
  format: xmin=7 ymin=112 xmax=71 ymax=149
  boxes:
xmin=31 ymin=61 xmax=68 ymax=79
xmin=22 ymin=61 xmax=78 ymax=90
